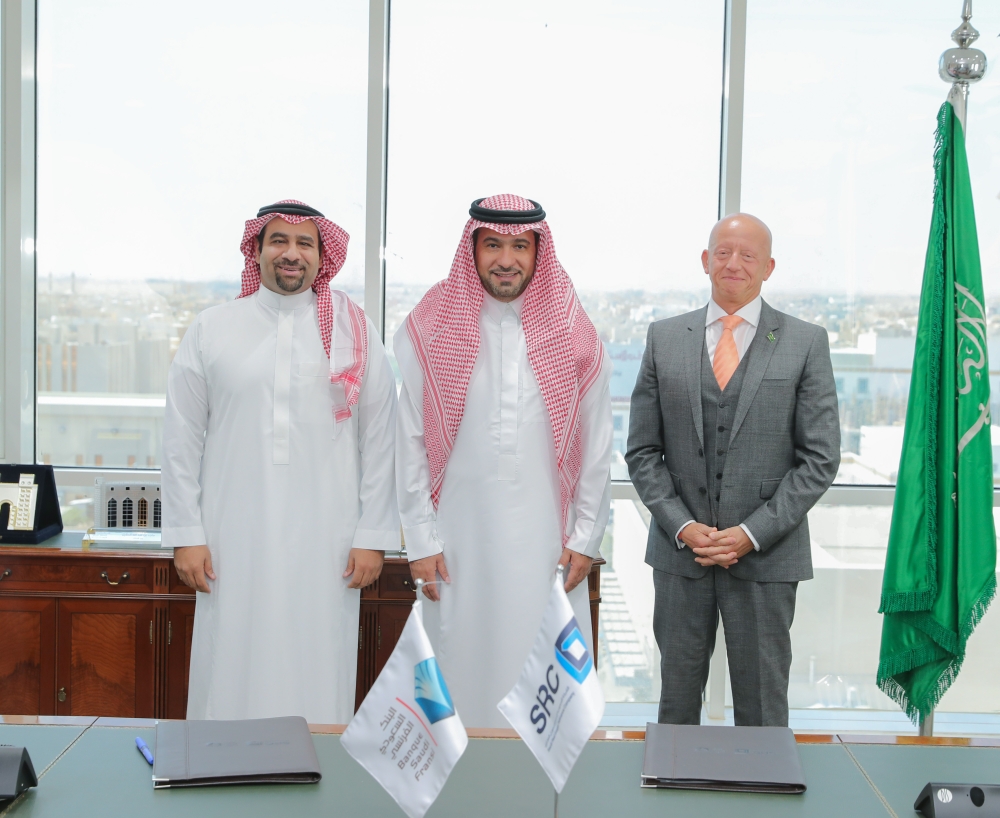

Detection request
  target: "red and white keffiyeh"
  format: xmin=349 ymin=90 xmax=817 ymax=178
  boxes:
xmin=239 ymin=200 xmax=367 ymax=422
xmin=405 ymin=193 xmax=605 ymax=544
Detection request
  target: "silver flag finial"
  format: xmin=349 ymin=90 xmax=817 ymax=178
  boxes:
xmin=940 ymin=0 xmax=986 ymax=85
xmin=939 ymin=0 xmax=987 ymax=129
xmin=950 ymin=0 xmax=980 ymax=48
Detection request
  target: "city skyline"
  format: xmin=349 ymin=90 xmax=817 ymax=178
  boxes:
xmin=36 ymin=276 xmax=1000 ymax=477
xmin=37 ymin=275 xmax=1000 ymax=381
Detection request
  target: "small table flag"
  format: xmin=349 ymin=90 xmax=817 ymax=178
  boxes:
xmin=498 ymin=567 xmax=605 ymax=793
xmin=342 ymin=595 xmax=468 ymax=818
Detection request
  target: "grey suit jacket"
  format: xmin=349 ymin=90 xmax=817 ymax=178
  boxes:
xmin=625 ymin=300 xmax=840 ymax=583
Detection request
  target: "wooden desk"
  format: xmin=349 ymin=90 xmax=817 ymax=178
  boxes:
xmin=0 ymin=534 xmax=603 ymax=719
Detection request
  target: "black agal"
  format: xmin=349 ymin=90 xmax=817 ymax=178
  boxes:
xmin=469 ymin=198 xmax=545 ymax=224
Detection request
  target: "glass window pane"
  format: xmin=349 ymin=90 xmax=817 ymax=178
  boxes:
xmin=937 ymin=504 xmax=1000 ymax=716
xmin=36 ymin=0 xmax=369 ymax=468
xmin=792 ymin=504 xmax=896 ymax=712
xmin=598 ymin=499 xmax=661 ymax=704
xmin=0 ymin=9 xmax=4 ymax=454
xmin=794 ymin=503 xmax=1000 ymax=725
xmin=742 ymin=0 xmax=1000 ymax=485
xmin=384 ymin=0 xmax=724 ymax=482
xmin=599 ymin=496 xmax=1000 ymax=721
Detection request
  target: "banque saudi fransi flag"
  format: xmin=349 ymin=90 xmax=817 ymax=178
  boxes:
xmin=877 ymin=99 xmax=996 ymax=724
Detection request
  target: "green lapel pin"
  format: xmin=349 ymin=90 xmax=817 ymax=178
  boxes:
xmin=767 ymin=332 xmax=776 ymax=343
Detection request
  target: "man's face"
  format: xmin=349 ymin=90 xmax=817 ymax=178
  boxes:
xmin=257 ymin=217 xmax=322 ymax=295
xmin=701 ymin=217 xmax=775 ymax=310
xmin=474 ymin=228 xmax=537 ymax=302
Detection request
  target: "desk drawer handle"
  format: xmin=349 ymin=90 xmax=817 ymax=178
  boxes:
xmin=100 ymin=571 xmax=130 ymax=586
xmin=0 ymin=569 xmax=10 ymax=582
xmin=402 ymin=578 xmax=415 ymax=591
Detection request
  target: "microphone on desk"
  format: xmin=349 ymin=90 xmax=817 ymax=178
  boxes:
xmin=915 ymin=783 xmax=1000 ymax=816
xmin=0 ymin=745 xmax=37 ymax=804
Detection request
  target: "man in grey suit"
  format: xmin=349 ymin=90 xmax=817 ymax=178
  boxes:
xmin=625 ymin=213 xmax=840 ymax=727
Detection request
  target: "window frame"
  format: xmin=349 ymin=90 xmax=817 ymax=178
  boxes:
xmin=2 ymin=0 xmax=36 ymax=465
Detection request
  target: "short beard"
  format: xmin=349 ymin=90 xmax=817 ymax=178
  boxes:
xmin=273 ymin=269 xmax=306 ymax=293
xmin=479 ymin=268 xmax=531 ymax=300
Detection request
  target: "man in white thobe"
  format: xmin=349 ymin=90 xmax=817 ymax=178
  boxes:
xmin=396 ymin=194 xmax=612 ymax=728
xmin=162 ymin=200 xmax=399 ymax=723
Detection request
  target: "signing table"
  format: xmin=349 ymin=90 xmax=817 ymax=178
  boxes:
xmin=1 ymin=718 xmax=998 ymax=817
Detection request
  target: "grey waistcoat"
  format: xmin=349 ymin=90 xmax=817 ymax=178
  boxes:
xmin=701 ymin=342 xmax=751 ymax=526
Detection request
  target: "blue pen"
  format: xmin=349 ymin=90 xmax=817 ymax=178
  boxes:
xmin=135 ymin=736 xmax=154 ymax=766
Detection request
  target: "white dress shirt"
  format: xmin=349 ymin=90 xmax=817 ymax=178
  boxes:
xmin=676 ymin=296 xmax=762 ymax=552
xmin=705 ymin=295 xmax=761 ymax=361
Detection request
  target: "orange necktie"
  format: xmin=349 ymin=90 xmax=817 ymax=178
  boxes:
xmin=713 ymin=314 xmax=743 ymax=390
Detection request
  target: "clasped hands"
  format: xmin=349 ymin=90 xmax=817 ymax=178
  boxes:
xmin=678 ymin=522 xmax=754 ymax=568
xmin=409 ymin=548 xmax=593 ymax=601
xmin=173 ymin=545 xmax=384 ymax=593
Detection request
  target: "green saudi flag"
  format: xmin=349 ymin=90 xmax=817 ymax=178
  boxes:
xmin=877 ymin=99 xmax=997 ymax=724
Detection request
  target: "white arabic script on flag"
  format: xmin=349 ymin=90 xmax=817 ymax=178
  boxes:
xmin=342 ymin=600 xmax=468 ymax=818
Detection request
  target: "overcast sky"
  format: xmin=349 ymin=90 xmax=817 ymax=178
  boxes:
xmin=36 ymin=0 xmax=999 ymax=298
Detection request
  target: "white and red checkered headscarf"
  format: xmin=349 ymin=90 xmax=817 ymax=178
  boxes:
xmin=239 ymin=200 xmax=367 ymax=423
xmin=405 ymin=194 xmax=605 ymax=544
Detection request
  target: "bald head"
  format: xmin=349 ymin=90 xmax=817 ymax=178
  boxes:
xmin=708 ymin=213 xmax=772 ymax=256
xmin=702 ymin=212 xmax=775 ymax=313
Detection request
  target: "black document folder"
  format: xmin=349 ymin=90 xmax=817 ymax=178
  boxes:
xmin=152 ymin=717 xmax=321 ymax=789
xmin=641 ymin=723 xmax=806 ymax=794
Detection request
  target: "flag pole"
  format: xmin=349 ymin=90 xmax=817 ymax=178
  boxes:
xmin=914 ymin=0 xmax=989 ymax=739
xmin=554 ymin=566 xmax=564 ymax=816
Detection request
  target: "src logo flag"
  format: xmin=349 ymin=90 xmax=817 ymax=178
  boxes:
xmin=342 ymin=600 xmax=468 ymax=818
xmin=555 ymin=619 xmax=594 ymax=683
xmin=497 ymin=569 xmax=605 ymax=792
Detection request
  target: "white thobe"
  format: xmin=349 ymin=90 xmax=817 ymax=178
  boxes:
xmin=161 ymin=286 xmax=399 ymax=724
xmin=395 ymin=292 xmax=612 ymax=728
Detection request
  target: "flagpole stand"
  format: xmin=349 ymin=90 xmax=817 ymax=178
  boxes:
xmin=919 ymin=712 xmax=935 ymax=738
xmin=939 ymin=0 xmax=986 ymax=131
xmin=555 ymin=566 xmax=565 ymax=818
